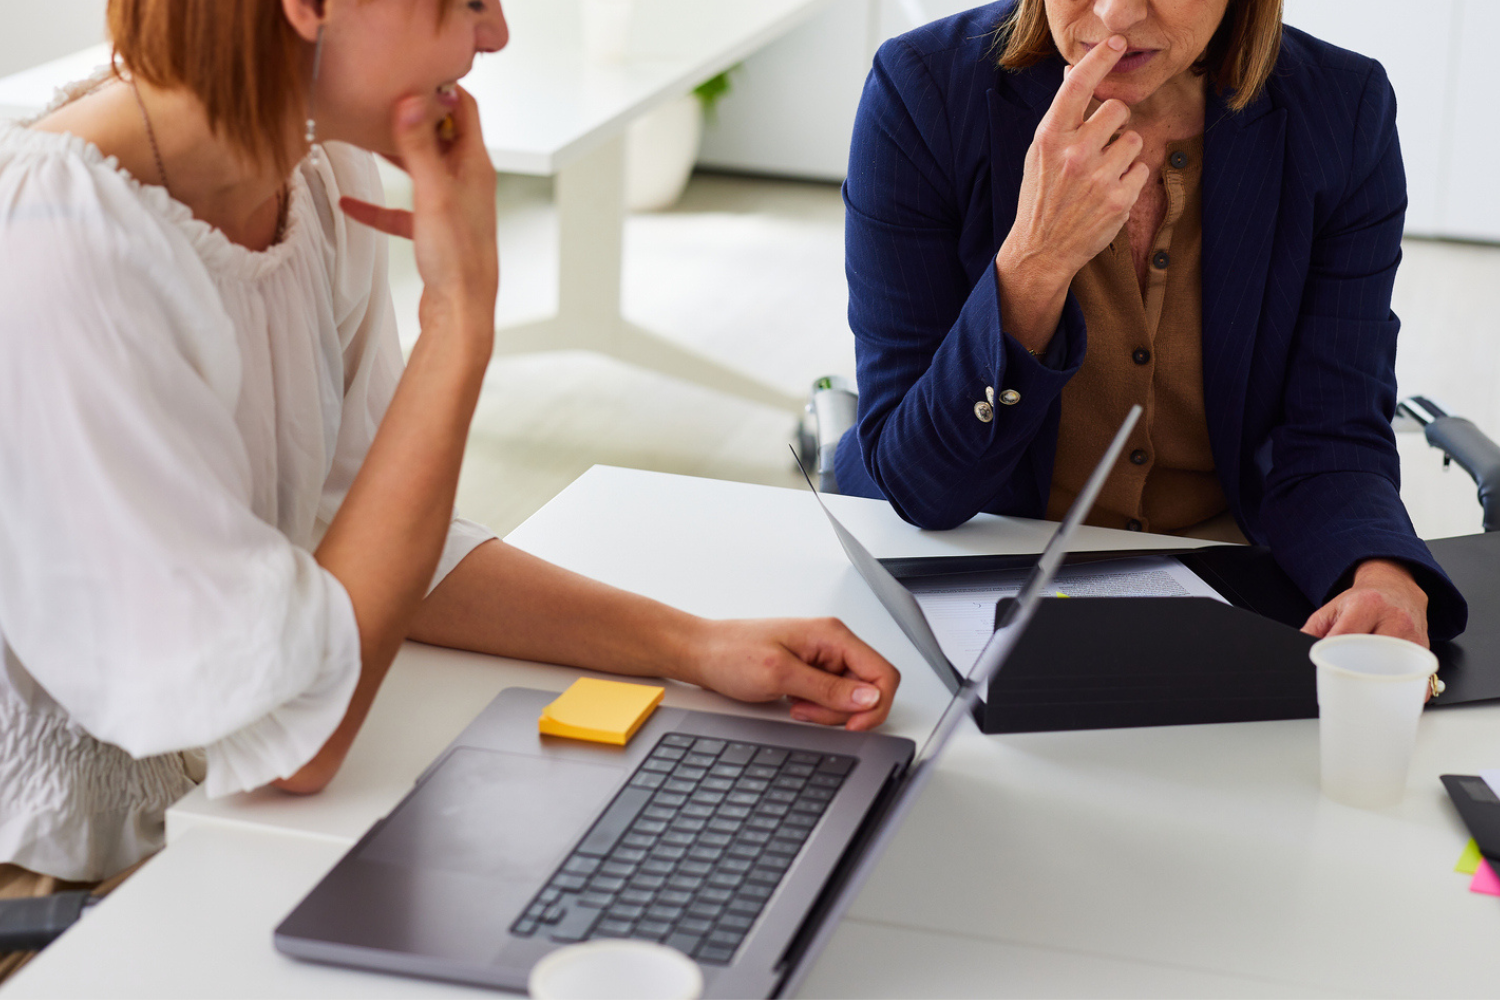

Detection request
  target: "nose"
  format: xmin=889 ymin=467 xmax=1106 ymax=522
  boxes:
xmin=1091 ymin=0 xmax=1148 ymax=34
xmin=478 ymin=1 xmax=508 ymax=53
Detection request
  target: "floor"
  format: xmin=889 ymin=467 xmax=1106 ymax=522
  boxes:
xmin=380 ymin=167 xmax=1500 ymax=543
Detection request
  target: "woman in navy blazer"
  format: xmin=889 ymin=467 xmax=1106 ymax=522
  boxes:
xmin=833 ymin=0 xmax=1466 ymax=644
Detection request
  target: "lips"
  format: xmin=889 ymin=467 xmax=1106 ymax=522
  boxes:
xmin=1080 ymin=41 xmax=1160 ymax=74
xmin=1111 ymin=49 xmax=1157 ymax=73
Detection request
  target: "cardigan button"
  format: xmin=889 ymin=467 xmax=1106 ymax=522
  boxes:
xmin=1130 ymin=449 xmax=1149 ymax=465
xmin=1126 ymin=518 xmax=1143 ymax=531
xmin=1132 ymin=348 xmax=1151 ymax=365
xmin=1152 ymin=250 xmax=1171 ymax=270
xmin=997 ymin=389 xmax=1021 ymax=406
xmin=1169 ymin=150 xmax=1188 ymax=170
xmin=974 ymin=400 xmax=994 ymax=423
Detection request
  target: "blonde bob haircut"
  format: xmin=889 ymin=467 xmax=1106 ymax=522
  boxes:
xmin=108 ymin=0 xmax=456 ymax=175
xmin=994 ymin=0 xmax=1284 ymax=113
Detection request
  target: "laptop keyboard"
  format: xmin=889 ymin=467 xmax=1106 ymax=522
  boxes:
xmin=511 ymin=733 xmax=855 ymax=965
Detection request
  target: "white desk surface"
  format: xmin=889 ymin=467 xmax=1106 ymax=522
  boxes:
xmin=6 ymin=467 xmax=1499 ymax=998
xmin=0 ymin=0 xmax=829 ymax=175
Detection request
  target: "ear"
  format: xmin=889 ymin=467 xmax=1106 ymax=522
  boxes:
xmin=280 ymin=0 xmax=326 ymax=45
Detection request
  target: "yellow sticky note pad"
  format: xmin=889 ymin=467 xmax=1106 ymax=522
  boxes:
xmin=538 ymin=678 xmax=665 ymax=746
xmin=1456 ymin=838 xmax=1483 ymax=876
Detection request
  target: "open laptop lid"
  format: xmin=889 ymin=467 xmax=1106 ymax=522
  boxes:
xmin=796 ymin=407 xmax=1141 ymax=699
xmin=778 ymin=405 xmax=1141 ymax=995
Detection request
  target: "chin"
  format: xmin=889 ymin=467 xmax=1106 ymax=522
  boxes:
xmin=1093 ymin=81 xmax=1158 ymax=108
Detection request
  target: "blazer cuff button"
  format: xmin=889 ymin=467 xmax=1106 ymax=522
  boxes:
xmin=974 ymin=400 xmax=994 ymax=423
xmin=998 ymin=389 xmax=1021 ymax=406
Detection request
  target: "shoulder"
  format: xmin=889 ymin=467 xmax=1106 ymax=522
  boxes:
xmin=0 ymin=123 xmax=191 ymax=268
xmin=862 ymin=0 xmax=1026 ymax=154
xmin=0 ymin=125 xmax=237 ymax=397
xmin=297 ymin=140 xmax=384 ymax=258
xmin=299 ymin=140 xmax=384 ymax=221
xmin=1263 ymin=26 xmax=1396 ymax=125
xmin=296 ymin=141 xmax=387 ymax=327
xmin=873 ymin=2 xmax=1012 ymax=97
xmin=0 ymin=124 xmax=222 ymax=319
xmin=1247 ymin=26 xmax=1399 ymax=195
xmin=886 ymin=2 xmax=1012 ymax=61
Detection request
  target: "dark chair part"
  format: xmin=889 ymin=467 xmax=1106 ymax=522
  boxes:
xmin=1399 ymin=396 xmax=1500 ymax=532
xmin=0 ymin=891 xmax=93 ymax=952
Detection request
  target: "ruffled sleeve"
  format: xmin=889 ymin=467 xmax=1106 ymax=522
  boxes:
xmin=0 ymin=141 xmax=360 ymax=798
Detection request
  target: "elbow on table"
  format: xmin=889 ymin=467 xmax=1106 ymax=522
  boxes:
xmin=270 ymin=739 xmax=350 ymax=796
xmin=271 ymin=760 xmax=336 ymax=796
xmin=884 ymin=489 xmax=974 ymax=532
xmin=859 ymin=432 xmax=984 ymax=530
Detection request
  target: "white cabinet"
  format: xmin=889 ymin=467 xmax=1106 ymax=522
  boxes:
xmin=697 ymin=0 xmax=874 ymax=181
xmin=698 ymin=0 xmax=977 ymax=181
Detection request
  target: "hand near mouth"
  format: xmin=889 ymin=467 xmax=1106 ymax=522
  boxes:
xmin=991 ymin=34 xmax=1151 ymax=353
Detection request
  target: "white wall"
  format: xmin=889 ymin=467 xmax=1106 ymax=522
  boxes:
xmin=0 ymin=0 xmax=108 ymax=78
xmin=1280 ymin=0 xmax=1457 ymax=237
xmin=1438 ymin=1 xmax=1500 ymax=242
xmin=702 ymin=0 xmax=1499 ymax=244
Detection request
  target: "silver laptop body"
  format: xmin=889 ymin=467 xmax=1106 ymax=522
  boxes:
xmin=275 ymin=407 xmax=1142 ymax=998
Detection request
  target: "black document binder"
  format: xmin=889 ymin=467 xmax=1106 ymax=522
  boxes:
xmin=981 ymin=596 xmax=1317 ymax=733
xmin=882 ymin=532 xmax=1500 ymax=735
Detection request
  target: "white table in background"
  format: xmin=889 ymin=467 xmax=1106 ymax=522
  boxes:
xmin=5 ymin=467 xmax=1498 ymax=998
xmin=0 ymin=0 xmax=822 ymax=411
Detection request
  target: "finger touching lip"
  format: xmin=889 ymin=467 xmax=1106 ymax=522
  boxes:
xmin=1079 ymin=41 xmax=1160 ymax=73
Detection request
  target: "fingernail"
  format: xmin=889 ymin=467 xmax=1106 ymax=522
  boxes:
xmin=791 ymin=709 xmax=810 ymax=722
xmin=436 ymin=85 xmax=460 ymax=108
xmin=1108 ymin=35 xmax=1126 ymax=51
xmin=851 ymin=686 xmax=879 ymax=708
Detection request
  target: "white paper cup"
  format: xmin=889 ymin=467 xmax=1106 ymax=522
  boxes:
xmin=1312 ymin=634 xmax=1437 ymax=808
xmin=529 ymin=940 xmax=702 ymax=1000
xmin=580 ymin=0 xmax=634 ymax=63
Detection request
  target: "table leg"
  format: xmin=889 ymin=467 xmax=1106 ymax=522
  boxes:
xmin=492 ymin=134 xmax=804 ymax=413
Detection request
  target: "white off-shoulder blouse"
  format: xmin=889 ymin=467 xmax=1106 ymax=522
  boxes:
xmin=0 ymin=91 xmax=494 ymax=880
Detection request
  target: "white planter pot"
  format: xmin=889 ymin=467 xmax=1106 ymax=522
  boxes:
xmin=625 ymin=94 xmax=702 ymax=213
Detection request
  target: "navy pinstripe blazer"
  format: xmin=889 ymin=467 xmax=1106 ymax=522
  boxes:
xmin=832 ymin=3 xmax=1466 ymax=640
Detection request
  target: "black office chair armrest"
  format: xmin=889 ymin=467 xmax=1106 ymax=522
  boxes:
xmin=1401 ymin=396 xmax=1500 ymax=533
xmin=1425 ymin=416 xmax=1500 ymax=532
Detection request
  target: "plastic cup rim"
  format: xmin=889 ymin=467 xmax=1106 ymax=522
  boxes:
xmin=1310 ymin=633 xmax=1437 ymax=684
xmin=529 ymin=939 xmax=702 ymax=1000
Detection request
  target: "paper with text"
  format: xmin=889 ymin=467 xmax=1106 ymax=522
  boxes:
xmin=904 ymin=556 xmax=1228 ymax=672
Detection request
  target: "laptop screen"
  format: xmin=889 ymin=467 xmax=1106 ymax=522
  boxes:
xmin=794 ymin=404 xmax=1143 ymax=770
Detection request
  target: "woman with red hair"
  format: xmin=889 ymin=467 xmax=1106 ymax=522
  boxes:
xmin=0 ymin=0 xmax=899 ymax=955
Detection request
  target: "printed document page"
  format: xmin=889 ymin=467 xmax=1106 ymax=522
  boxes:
xmin=904 ymin=555 xmax=1228 ymax=672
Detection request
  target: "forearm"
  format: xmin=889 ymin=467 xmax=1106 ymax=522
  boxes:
xmin=409 ymin=539 xmax=903 ymax=732
xmin=993 ymin=235 xmax=1072 ymax=354
xmin=318 ymin=313 xmax=492 ymax=660
xmin=275 ymin=311 xmax=492 ymax=793
xmin=409 ymin=538 xmax=708 ymax=685
xmin=857 ymin=279 xmax=1083 ymax=528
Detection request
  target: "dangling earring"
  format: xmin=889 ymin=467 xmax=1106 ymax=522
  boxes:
xmin=304 ymin=23 xmax=325 ymax=163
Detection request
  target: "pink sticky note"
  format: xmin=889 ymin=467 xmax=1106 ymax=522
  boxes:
xmin=1471 ymin=859 xmax=1500 ymax=896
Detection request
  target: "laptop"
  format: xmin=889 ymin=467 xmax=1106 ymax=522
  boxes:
xmin=274 ymin=406 xmax=1143 ymax=997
